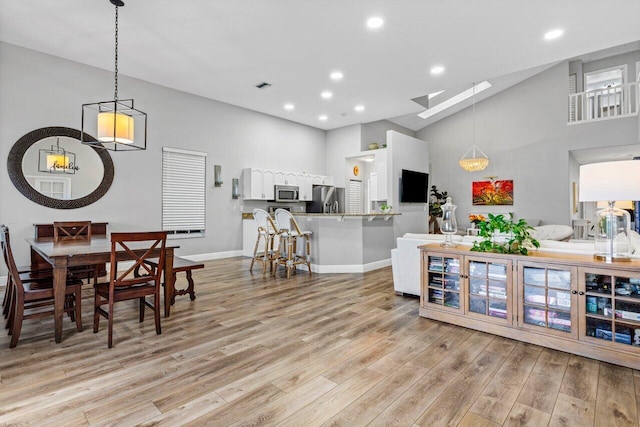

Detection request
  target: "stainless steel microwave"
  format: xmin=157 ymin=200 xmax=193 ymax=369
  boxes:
xmin=274 ymin=185 xmax=299 ymax=202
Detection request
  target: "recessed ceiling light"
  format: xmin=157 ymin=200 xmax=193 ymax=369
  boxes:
xmin=321 ymin=91 xmax=333 ymax=99
xmin=319 ymin=115 xmax=328 ymax=121
xmin=354 ymin=105 xmax=365 ymax=112
xmin=544 ymin=29 xmax=564 ymax=40
xmin=430 ymin=65 xmax=445 ymax=75
xmin=330 ymin=71 xmax=343 ymax=81
xmin=284 ymin=103 xmax=295 ymax=111
xmin=367 ymin=16 xmax=384 ymax=29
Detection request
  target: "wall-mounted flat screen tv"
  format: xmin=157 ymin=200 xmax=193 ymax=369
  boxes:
xmin=400 ymin=169 xmax=428 ymax=203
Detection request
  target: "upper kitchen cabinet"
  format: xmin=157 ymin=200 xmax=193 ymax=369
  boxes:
xmin=242 ymin=168 xmax=274 ymax=200
xmin=312 ymin=175 xmax=334 ymax=186
xmin=298 ymin=173 xmax=313 ymax=201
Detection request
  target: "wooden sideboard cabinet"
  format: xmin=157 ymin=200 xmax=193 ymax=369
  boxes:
xmin=420 ymin=243 xmax=640 ymax=369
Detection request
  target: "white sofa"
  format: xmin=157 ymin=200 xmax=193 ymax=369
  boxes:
xmin=391 ymin=229 xmax=640 ymax=297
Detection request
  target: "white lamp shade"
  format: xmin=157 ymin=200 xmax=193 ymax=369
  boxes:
xmin=579 ymin=160 xmax=640 ymax=202
xmin=46 ymin=153 xmax=69 ymax=170
xmin=97 ymin=111 xmax=134 ymax=144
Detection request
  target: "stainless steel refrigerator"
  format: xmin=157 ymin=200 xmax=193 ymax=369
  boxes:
xmin=306 ymin=185 xmax=345 ymax=213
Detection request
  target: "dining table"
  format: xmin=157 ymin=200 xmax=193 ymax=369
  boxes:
xmin=27 ymin=235 xmax=177 ymax=343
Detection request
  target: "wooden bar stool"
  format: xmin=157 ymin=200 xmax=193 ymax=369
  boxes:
xmin=273 ymin=208 xmax=312 ymax=279
xmin=250 ymin=208 xmax=278 ymax=274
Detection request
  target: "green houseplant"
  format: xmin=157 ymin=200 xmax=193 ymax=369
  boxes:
xmin=429 ymin=185 xmax=448 ymax=217
xmin=470 ymin=213 xmax=540 ymax=255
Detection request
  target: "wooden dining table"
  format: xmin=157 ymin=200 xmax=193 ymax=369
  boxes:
xmin=27 ymin=235 xmax=177 ymax=343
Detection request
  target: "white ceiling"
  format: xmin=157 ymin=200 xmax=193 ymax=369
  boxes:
xmin=1 ymin=0 xmax=640 ymax=131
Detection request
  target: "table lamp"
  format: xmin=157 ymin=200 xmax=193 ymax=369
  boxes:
xmin=579 ymin=160 xmax=640 ymax=262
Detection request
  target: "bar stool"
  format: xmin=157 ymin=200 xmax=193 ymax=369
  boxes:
xmin=273 ymin=208 xmax=312 ymax=278
xmin=250 ymin=208 xmax=278 ymax=273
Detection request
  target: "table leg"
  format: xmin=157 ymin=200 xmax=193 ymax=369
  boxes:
xmin=53 ymin=258 xmax=68 ymax=343
xmin=164 ymin=248 xmax=175 ymax=318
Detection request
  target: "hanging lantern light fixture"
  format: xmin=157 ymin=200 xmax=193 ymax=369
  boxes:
xmin=81 ymin=0 xmax=147 ymax=151
xmin=459 ymin=83 xmax=489 ymax=172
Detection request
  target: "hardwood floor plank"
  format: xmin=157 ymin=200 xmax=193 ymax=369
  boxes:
xmin=276 ymin=368 xmax=385 ymax=427
xmin=0 ymin=258 xmax=637 ymax=426
xmin=594 ymin=363 xmax=638 ymax=427
xmin=468 ymin=342 xmax=541 ymax=424
xmin=413 ymin=337 xmax=512 ymax=427
xmin=319 ymin=363 xmax=428 ymax=427
xmin=559 ymin=354 xmax=600 ymax=403
xmin=515 ymin=348 xmax=570 ymax=415
xmin=549 ymin=393 xmax=595 ymax=427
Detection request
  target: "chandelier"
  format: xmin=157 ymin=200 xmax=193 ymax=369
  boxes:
xmin=459 ymin=83 xmax=489 ymax=172
xmin=81 ymin=0 xmax=147 ymax=151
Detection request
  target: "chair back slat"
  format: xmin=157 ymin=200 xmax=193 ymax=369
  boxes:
xmin=274 ymin=209 xmax=302 ymax=234
xmin=253 ymin=208 xmax=277 ymax=234
xmin=109 ymin=232 xmax=167 ymax=289
xmin=53 ymin=221 xmax=92 ymax=241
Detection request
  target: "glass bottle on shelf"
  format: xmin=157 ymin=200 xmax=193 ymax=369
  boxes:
xmin=440 ymin=197 xmax=458 ymax=248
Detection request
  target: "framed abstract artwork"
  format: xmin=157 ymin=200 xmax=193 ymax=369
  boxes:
xmin=472 ymin=180 xmax=514 ymax=205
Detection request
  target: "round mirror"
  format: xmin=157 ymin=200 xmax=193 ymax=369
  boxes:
xmin=8 ymin=127 xmax=114 ymax=209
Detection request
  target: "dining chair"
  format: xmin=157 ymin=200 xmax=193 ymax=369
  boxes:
xmin=53 ymin=221 xmax=99 ymax=284
xmin=1 ymin=225 xmax=83 ymax=348
xmin=250 ymin=208 xmax=278 ymax=274
xmin=53 ymin=221 xmax=92 ymax=240
xmin=93 ymin=231 xmax=167 ymax=348
xmin=1 ymin=225 xmax=54 ymax=320
xmin=273 ymin=209 xmax=312 ymax=278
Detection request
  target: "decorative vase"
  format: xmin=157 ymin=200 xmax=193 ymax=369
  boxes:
xmin=440 ymin=197 xmax=458 ymax=247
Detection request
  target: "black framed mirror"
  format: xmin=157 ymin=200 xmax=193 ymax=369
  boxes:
xmin=8 ymin=127 xmax=114 ymax=209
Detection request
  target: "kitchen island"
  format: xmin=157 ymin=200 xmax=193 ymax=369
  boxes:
xmin=242 ymin=212 xmax=400 ymax=273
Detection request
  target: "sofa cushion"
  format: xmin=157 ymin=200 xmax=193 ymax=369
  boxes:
xmin=629 ymin=230 xmax=640 ymax=254
xmin=530 ymin=225 xmax=574 ymax=241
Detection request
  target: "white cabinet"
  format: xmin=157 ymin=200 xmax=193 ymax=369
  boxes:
xmin=242 ymin=168 xmax=274 ymax=200
xmin=312 ymin=175 xmax=334 ymax=186
xmin=243 ymin=168 xmax=333 ymax=200
xmin=370 ymin=172 xmax=379 ymax=201
xmin=373 ymin=149 xmax=387 ymax=201
xmin=298 ymin=174 xmax=313 ymax=201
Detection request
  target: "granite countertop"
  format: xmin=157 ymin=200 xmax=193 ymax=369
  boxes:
xmin=241 ymin=212 xmax=400 ymax=219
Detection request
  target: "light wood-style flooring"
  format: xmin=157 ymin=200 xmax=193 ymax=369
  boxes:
xmin=1 ymin=257 xmax=640 ymax=426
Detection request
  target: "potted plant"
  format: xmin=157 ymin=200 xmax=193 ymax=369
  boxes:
xmin=470 ymin=213 xmax=540 ymax=255
xmin=380 ymin=203 xmax=392 ymax=213
xmin=429 ymin=185 xmax=448 ymax=218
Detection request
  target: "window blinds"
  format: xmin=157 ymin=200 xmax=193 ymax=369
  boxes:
xmin=348 ymin=179 xmax=362 ymax=213
xmin=162 ymin=147 xmax=207 ymax=236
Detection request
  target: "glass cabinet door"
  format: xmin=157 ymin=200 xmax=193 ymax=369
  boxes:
xmin=518 ymin=261 xmax=577 ymax=339
xmin=423 ymin=253 xmax=462 ymax=312
xmin=466 ymin=256 xmax=512 ymax=325
xmin=581 ymin=268 xmax=640 ymax=348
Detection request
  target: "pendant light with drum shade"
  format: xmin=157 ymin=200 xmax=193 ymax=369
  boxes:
xmin=459 ymin=83 xmax=489 ymax=172
xmin=81 ymin=0 xmax=147 ymax=151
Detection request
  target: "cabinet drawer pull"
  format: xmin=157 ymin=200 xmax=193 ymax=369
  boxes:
xmin=578 ymin=291 xmax=585 ymax=295
xmin=571 ymin=290 xmax=577 ymax=294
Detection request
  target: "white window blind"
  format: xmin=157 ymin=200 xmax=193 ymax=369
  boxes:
xmin=348 ymin=179 xmax=362 ymax=213
xmin=162 ymin=147 xmax=207 ymax=237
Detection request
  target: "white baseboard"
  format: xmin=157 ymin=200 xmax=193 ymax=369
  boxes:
xmin=183 ymin=250 xmax=243 ymax=262
xmin=310 ymin=258 xmax=391 ymax=274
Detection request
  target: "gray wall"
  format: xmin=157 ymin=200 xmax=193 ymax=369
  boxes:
xmin=417 ymin=60 xmax=639 ymax=227
xmin=0 ymin=42 xmax=326 ymax=270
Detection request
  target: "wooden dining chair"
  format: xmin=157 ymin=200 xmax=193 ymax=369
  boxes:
xmin=1 ymin=225 xmax=54 ymax=321
xmin=53 ymin=221 xmax=92 ymax=240
xmin=53 ymin=221 xmax=99 ymax=283
xmin=2 ymin=225 xmax=83 ymax=348
xmin=93 ymin=231 xmax=167 ymax=348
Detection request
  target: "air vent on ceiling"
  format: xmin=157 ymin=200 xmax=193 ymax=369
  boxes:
xmin=255 ymin=82 xmax=272 ymax=89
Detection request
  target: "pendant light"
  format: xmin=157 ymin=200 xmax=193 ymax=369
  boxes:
xmin=81 ymin=0 xmax=147 ymax=151
xmin=459 ymin=83 xmax=489 ymax=172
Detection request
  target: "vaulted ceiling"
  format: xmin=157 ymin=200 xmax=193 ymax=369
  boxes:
xmin=1 ymin=0 xmax=639 ymax=131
